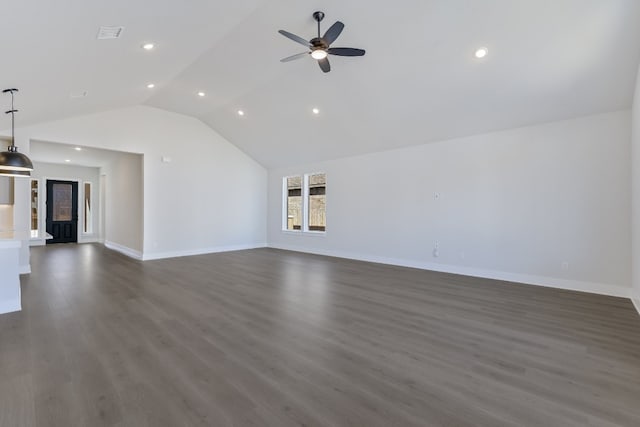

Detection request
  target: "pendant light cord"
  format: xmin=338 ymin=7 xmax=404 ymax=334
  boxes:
xmin=3 ymin=88 xmax=18 ymax=150
xmin=0 ymin=87 xmax=32 ymax=175
xmin=10 ymin=90 xmax=14 ymax=147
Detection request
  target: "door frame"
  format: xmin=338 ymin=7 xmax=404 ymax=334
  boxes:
xmin=44 ymin=176 xmax=83 ymax=244
xmin=30 ymin=175 xmax=101 ymax=247
xmin=46 ymin=179 xmax=79 ymax=244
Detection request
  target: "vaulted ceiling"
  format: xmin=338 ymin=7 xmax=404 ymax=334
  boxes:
xmin=2 ymin=0 xmax=640 ymax=168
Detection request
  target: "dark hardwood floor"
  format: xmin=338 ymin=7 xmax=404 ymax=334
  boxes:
xmin=1 ymin=244 xmax=639 ymax=426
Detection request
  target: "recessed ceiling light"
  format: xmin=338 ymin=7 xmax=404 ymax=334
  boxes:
xmin=64 ymin=159 xmax=71 ymax=163
xmin=237 ymin=110 xmax=245 ymax=116
xmin=197 ymin=91 xmax=206 ymax=97
xmin=475 ymin=47 xmax=488 ymax=59
xmin=74 ymin=147 xmax=82 ymax=151
xmin=142 ymin=43 xmax=155 ymax=50
xmin=312 ymin=108 xmax=320 ymax=115
xmin=147 ymin=83 xmax=155 ymax=89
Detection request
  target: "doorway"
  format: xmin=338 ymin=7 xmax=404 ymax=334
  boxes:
xmin=46 ymin=180 xmax=78 ymax=244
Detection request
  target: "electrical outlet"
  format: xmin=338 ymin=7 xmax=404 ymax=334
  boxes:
xmin=434 ymin=192 xmax=440 ymax=200
xmin=561 ymin=261 xmax=569 ymax=270
xmin=433 ymin=241 xmax=440 ymax=257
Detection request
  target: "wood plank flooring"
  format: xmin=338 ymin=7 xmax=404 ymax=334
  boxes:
xmin=1 ymin=243 xmax=639 ymax=426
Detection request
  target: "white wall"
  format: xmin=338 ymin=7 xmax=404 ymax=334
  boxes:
xmin=268 ymin=111 xmax=632 ymax=297
xmin=100 ymin=152 xmax=144 ymax=254
xmin=0 ymin=205 xmax=12 ymax=231
xmin=0 ymin=241 xmax=21 ymax=314
xmin=19 ymin=105 xmax=267 ymax=260
xmin=631 ymin=65 xmax=640 ymax=308
xmin=31 ymin=161 xmax=101 ymax=245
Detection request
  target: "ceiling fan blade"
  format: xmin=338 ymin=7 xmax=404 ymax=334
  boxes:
xmin=328 ymin=47 xmax=366 ymax=57
xmin=280 ymin=52 xmax=309 ymax=62
xmin=318 ymin=57 xmax=331 ymax=73
xmin=322 ymin=21 xmax=344 ymax=45
xmin=278 ymin=30 xmax=311 ymax=47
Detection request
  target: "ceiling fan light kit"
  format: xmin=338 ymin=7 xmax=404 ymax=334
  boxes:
xmin=0 ymin=89 xmax=33 ymax=178
xmin=311 ymin=49 xmax=328 ymax=60
xmin=279 ymin=11 xmax=365 ymax=73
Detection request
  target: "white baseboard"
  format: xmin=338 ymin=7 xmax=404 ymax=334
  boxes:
xmin=19 ymin=264 xmax=31 ymax=275
xmin=267 ymin=243 xmax=631 ymax=299
xmin=104 ymin=241 xmax=143 ymax=260
xmin=142 ymin=243 xmax=268 ymax=261
xmin=632 ymin=296 xmax=640 ymax=317
xmin=105 ymin=241 xmax=267 ymax=261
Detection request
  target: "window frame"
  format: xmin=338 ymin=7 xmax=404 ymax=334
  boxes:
xmin=304 ymin=172 xmax=326 ymax=234
xmin=82 ymin=181 xmax=93 ymax=235
xmin=282 ymin=172 xmax=327 ymax=235
xmin=30 ymin=178 xmax=40 ymax=239
xmin=282 ymin=175 xmax=303 ymax=232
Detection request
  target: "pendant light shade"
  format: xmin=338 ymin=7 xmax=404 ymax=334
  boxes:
xmin=0 ymin=88 xmax=33 ymax=178
xmin=0 ymin=168 xmax=31 ymax=177
xmin=0 ymin=147 xmax=33 ymax=171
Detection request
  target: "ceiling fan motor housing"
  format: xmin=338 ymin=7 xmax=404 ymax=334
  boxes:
xmin=310 ymin=38 xmax=328 ymax=49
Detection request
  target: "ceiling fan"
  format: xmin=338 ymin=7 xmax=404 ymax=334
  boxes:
xmin=278 ymin=11 xmax=365 ymax=73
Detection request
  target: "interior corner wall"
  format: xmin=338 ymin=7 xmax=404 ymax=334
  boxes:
xmin=100 ymin=153 xmax=144 ymax=255
xmin=631 ymin=64 xmax=640 ymax=307
xmin=18 ymin=105 xmax=267 ymax=260
xmin=268 ymin=111 xmax=632 ymax=298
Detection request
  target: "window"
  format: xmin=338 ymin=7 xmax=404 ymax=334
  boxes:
xmin=307 ymin=173 xmax=326 ymax=232
xmin=83 ymin=182 xmax=93 ymax=234
xmin=30 ymin=179 xmax=39 ymax=237
xmin=52 ymin=183 xmax=73 ymax=221
xmin=285 ymin=176 xmax=302 ymax=230
xmin=283 ymin=173 xmax=326 ymax=233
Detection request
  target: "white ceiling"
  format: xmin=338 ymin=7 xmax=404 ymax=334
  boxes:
xmin=0 ymin=0 xmax=263 ymax=127
xmin=2 ymin=0 xmax=640 ymax=168
xmin=29 ymin=140 xmax=134 ymax=168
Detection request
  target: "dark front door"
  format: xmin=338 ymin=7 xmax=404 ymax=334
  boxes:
xmin=46 ymin=180 xmax=78 ymax=244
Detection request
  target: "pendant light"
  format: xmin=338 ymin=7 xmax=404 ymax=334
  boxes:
xmin=0 ymin=88 xmax=33 ymax=178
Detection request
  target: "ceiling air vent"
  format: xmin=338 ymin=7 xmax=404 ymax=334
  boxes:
xmin=96 ymin=26 xmax=124 ymax=40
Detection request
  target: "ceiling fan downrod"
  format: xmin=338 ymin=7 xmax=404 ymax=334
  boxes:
xmin=313 ymin=11 xmax=325 ymax=38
